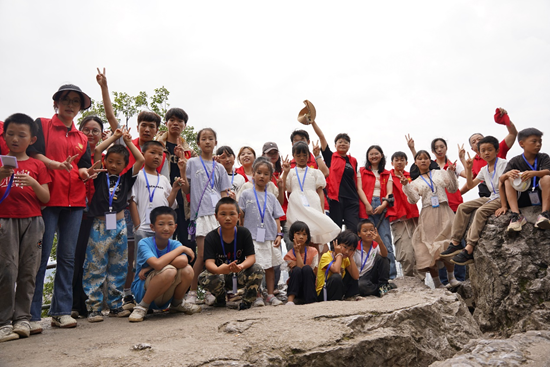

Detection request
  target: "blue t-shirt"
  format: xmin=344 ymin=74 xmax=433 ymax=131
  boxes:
xmin=131 ymin=236 xmax=185 ymax=309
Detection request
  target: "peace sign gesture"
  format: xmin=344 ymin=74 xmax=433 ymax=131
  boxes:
xmin=282 ymin=155 xmax=291 ymax=174
xmin=458 ymin=143 xmax=466 ymax=161
xmin=405 ymin=134 xmax=416 ymax=156
xmin=311 ymin=140 xmax=321 ymax=157
xmin=464 ymin=152 xmax=473 ymax=171
xmin=398 ymin=173 xmax=409 ymax=186
xmin=96 ymin=67 xmax=108 ymax=88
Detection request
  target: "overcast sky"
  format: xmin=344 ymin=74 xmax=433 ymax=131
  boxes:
xmin=1 ymin=1 xmax=549 ymax=201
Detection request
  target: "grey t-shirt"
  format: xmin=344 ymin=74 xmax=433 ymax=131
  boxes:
xmin=238 ymin=188 xmax=285 ymax=241
xmin=475 ymin=158 xmax=508 ymax=201
xmin=186 ymin=157 xmax=231 ymax=218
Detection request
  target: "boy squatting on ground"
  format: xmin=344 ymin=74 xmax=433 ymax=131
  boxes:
xmin=501 ymin=128 xmax=550 ymax=232
xmin=439 ymin=136 xmax=510 ymax=265
xmin=199 ymin=197 xmax=265 ymax=311
xmin=0 ymin=114 xmax=51 ymax=342
xmin=129 ymin=206 xmax=201 ymax=322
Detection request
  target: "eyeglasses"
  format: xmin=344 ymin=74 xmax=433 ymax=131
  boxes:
xmin=59 ymin=97 xmax=81 ymax=106
xmin=82 ymin=128 xmax=101 ymax=136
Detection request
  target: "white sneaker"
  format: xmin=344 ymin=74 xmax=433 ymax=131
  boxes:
xmin=253 ymin=297 xmax=265 ymax=307
xmin=447 ymin=278 xmax=462 ymax=288
xmin=185 ymin=291 xmax=198 ymax=304
xmin=0 ymin=326 xmax=19 ymax=343
xmin=267 ymin=295 xmax=283 ymax=306
xmin=169 ymin=302 xmax=202 ymax=315
xmin=13 ymin=321 xmax=30 ymax=338
xmin=29 ymin=321 xmax=43 ymax=335
xmin=204 ymin=292 xmax=216 ymax=306
xmin=51 ymin=315 xmax=77 ymax=328
xmin=129 ymin=305 xmax=148 ymax=322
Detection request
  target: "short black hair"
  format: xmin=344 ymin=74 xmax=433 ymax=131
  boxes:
xmin=518 ymin=128 xmax=543 ymax=142
xmin=477 ymin=136 xmax=499 ymax=151
xmin=357 ymin=218 xmax=375 ymax=233
xmin=137 ymin=111 xmax=161 ymax=128
xmin=391 ymin=151 xmax=408 ymax=161
xmin=365 ymin=145 xmax=386 ymax=172
xmin=105 ymin=144 xmax=130 ymax=166
xmin=79 ymin=115 xmax=104 ymax=132
xmin=217 ymin=145 xmax=235 ymax=157
xmin=289 ymin=221 xmax=311 ymax=244
xmin=196 ymin=127 xmax=217 ymax=145
xmin=150 ymin=206 xmax=177 ymax=224
xmin=165 ymin=108 xmax=188 ymax=124
xmin=215 ymin=196 xmax=240 ymax=215
xmin=292 ymin=141 xmax=310 ymax=156
xmin=334 ymin=133 xmax=350 ymax=144
xmin=335 ymin=230 xmax=359 ymax=248
xmin=142 ymin=140 xmax=165 ymax=153
xmin=3 ymin=113 xmax=37 ymax=137
xmin=290 ymin=129 xmax=310 ymax=143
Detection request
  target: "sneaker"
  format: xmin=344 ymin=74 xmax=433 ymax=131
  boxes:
xmin=379 ymin=283 xmax=391 ymax=297
xmin=29 ymin=321 xmax=43 ymax=335
xmin=535 ymin=211 xmax=550 ymax=230
xmin=0 ymin=326 xmax=19 ymax=343
xmin=507 ymin=212 xmax=526 ymax=232
xmin=185 ymin=291 xmax=198 ymax=305
xmin=128 ymin=305 xmax=148 ymax=322
xmin=109 ymin=307 xmax=131 ymax=318
xmin=439 ymin=242 xmax=463 ymax=258
xmin=51 ymin=315 xmax=77 ymax=328
xmin=267 ymin=295 xmax=283 ymax=306
xmin=286 ymin=301 xmax=296 ymax=306
xmin=451 ymin=250 xmax=474 ymax=266
xmin=12 ymin=321 xmax=30 ymax=338
xmin=204 ymin=292 xmax=216 ymax=306
xmin=122 ymin=295 xmax=136 ymax=311
xmin=238 ymin=301 xmax=251 ymax=311
xmin=169 ymin=302 xmax=202 ymax=315
xmin=87 ymin=311 xmax=104 ymax=323
xmin=253 ymin=297 xmax=265 ymax=307
xmin=447 ymin=278 xmax=462 ymax=288
xmin=387 ymin=282 xmax=398 ymax=290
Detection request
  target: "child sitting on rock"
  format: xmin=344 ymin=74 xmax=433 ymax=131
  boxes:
xmin=501 ymin=128 xmax=550 ymax=232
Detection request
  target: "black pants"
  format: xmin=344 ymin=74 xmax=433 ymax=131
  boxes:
xmin=72 ymin=214 xmax=93 ymax=316
xmin=174 ymin=196 xmax=196 ymax=265
xmin=317 ymin=271 xmax=359 ymax=301
xmin=358 ymin=254 xmax=390 ymax=297
xmin=287 ymin=265 xmax=317 ymax=304
xmin=329 ymin=197 xmax=359 ymax=233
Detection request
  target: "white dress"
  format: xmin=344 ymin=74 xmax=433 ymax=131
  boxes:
xmin=286 ymin=166 xmax=341 ymax=244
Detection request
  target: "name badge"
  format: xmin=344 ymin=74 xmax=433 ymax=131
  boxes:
xmin=323 ymin=285 xmax=328 ymax=302
xmin=144 ymin=207 xmax=153 ymax=225
xmin=431 ymin=195 xmax=440 ymax=208
xmin=256 ymin=227 xmax=266 ymax=242
xmin=210 ymin=193 xmax=220 ymax=208
xmin=529 ymin=190 xmax=541 ymax=206
xmin=232 ymin=273 xmax=238 ymax=294
xmin=300 ymin=193 xmax=310 ymax=207
xmin=105 ymin=212 xmax=117 ymax=230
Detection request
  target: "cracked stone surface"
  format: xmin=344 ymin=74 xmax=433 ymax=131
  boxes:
xmin=0 ymin=277 xmax=481 ymax=367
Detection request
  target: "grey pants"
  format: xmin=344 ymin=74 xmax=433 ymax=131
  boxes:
xmin=0 ymin=217 xmax=44 ymax=326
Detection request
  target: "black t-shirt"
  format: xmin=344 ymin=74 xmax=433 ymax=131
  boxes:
xmin=322 ymin=146 xmax=358 ymax=200
xmin=165 ymin=141 xmax=185 ymax=207
xmin=204 ymin=226 xmax=255 ymax=267
xmin=88 ymin=169 xmax=137 ymax=217
xmin=504 ymin=153 xmax=550 ymax=190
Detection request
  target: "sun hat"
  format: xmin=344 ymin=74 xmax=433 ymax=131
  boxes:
xmin=262 ymin=142 xmax=279 ymax=154
xmin=52 ymin=84 xmax=92 ymax=110
xmin=297 ymin=100 xmax=316 ymax=125
xmin=512 ymin=173 xmax=531 ymax=192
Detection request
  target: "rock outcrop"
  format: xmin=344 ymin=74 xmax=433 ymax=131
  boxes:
xmin=469 ymin=206 xmax=550 ymax=336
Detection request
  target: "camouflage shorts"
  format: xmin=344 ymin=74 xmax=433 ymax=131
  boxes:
xmin=199 ymin=263 xmax=264 ymax=304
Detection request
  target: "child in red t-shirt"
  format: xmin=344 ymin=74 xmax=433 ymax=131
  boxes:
xmin=0 ymin=114 xmax=51 ymax=342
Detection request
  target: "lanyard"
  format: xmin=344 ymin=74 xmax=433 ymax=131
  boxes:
xmin=324 ymin=255 xmax=336 ymax=285
xmin=253 ymin=183 xmax=267 ymax=225
xmin=292 ymin=247 xmax=307 ymax=264
xmin=143 ymin=168 xmax=160 ymax=203
xmin=360 ymin=241 xmax=373 ymax=273
xmin=231 ymin=169 xmax=235 ymax=185
xmin=419 ymin=171 xmax=435 ymax=193
xmin=295 ymin=166 xmax=308 ymax=192
xmin=486 ymin=158 xmax=498 ymax=195
xmin=521 ymin=154 xmax=538 ymax=190
xmin=107 ymin=173 xmax=122 ymax=212
xmin=0 ymin=174 xmax=14 ymax=205
xmin=200 ymin=156 xmax=216 ymax=189
xmin=154 ymin=238 xmax=171 ymax=258
xmin=219 ymin=227 xmax=237 ymax=264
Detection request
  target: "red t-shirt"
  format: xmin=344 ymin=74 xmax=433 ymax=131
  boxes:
xmin=0 ymin=157 xmax=51 ymax=218
xmin=0 ymin=121 xmax=8 ymax=155
xmin=472 ymin=139 xmax=510 ymax=176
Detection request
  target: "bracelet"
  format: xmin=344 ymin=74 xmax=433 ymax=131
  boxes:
xmin=277 ymin=232 xmax=284 ymax=237
xmin=335 ymin=253 xmax=344 ymax=258
xmin=315 ymin=155 xmax=322 ymax=160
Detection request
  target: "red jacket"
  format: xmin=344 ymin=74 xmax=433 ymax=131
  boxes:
xmin=359 ymin=167 xmax=394 ymax=219
xmin=389 ymin=169 xmax=419 ymax=222
xmin=0 ymin=121 xmax=8 ymax=155
xmin=121 ymin=138 xmax=166 ymax=175
xmin=326 ymin=152 xmax=357 ymax=201
xmin=39 ymin=115 xmax=89 ymax=207
xmin=443 ymin=160 xmax=463 ymax=212
xmin=235 ymin=166 xmax=249 ymax=182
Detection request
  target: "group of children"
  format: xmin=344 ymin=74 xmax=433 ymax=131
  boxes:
xmin=1 ymin=75 xmax=549 ymax=343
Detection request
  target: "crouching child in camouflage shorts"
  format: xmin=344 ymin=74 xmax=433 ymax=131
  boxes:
xmin=199 ymin=197 xmax=264 ymax=310
xmin=129 ymin=206 xmax=202 ymax=322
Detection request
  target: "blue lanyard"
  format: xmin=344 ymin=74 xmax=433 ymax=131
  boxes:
xmin=199 ymin=156 xmax=216 ymax=189
xmin=142 ymin=168 xmax=160 ymax=203
xmin=106 ymin=173 xmax=122 ymax=212
xmin=295 ymin=166 xmax=308 ymax=192
xmin=486 ymin=158 xmax=498 ymax=195
xmin=219 ymin=227 xmax=237 ymax=264
xmin=292 ymin=247 xmax=307 ymax=264
xmin=231 ymin=169 xmax=235 ymax=185
xmin=253 ymin=183 xmax=267 ymax=225
xmin=419 ymin=171 xmax=435 ymax=192
xmin=0 ymin=174 xmax=14 ymax=205
xmin=154 ymin=238 xmax=171 ymax=258
xmin=521 ymin=154 xmax=538 ymax=190
xmin=324 ymin=254 xmax=336 ymax=285
xmin=360 ymin=241 xmax=373 ymax=273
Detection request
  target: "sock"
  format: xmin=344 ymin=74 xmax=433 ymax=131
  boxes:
xmin=433 ymin=276 xmax=443 ymax=288
xmin=267 ymin=294 xmax=275 ymax=300
xmin=447 ymin=272 xmax=456 ymax=282
xmin=171 ymin=298 xmax=183 ymax=307
xmin=123 ymin=288 xmax=131 ymax=297
xmin=139 ymin=301 xmax=150 ymax=309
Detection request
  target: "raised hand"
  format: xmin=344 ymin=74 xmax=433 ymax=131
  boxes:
xmin=177 ymin=154 xmax=188 ymax=172
xmin=497 ymin=107 xmax=508 ymax=116
xmin=464 ymin=152 xmax=473 ymax=171
xmin=96 ymin=67 xmax=108 ymax=88
xmin=83 ymin=160 xmax=107 ymax=181
xmin=398 ymin=173 xmax=409 ymax=186
xmin=282 ymin=155 xmax=291 ymax=174
xmin=312 ymin=140 xmax=321 ymax=157
xmin=121 ymin=127 xmax=133 ymax=143
xmin=447 ymin=160 xmax=457 ymax=172
xmin=458 ymin=144 xmax=465 ymax=161
xmin=405 ymin=134 xmax=415 ymax=151
xmin=54 ymin=154 xmax=79 ymax=172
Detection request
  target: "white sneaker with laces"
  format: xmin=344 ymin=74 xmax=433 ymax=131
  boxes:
xmin=267 ymin=295 xmax=283 ymax=306
xmin=204 ymin=292 xmax=216 ymax=306
xmin=51 ymin=315 xmax=77 ymax=328
xmin=253 ymin=297 xmax=265 ymax=307
xmin=128 ymin=305 xmax=148 ymax=322
xmin=185 ymin=291 xmax=198 ymax=305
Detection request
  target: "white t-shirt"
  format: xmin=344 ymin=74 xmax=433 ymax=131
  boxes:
xmin=475 ymin=158 xmax=508 ymax=201
xmin=353 ymin=241 xmax=381 ymax=277
xmin=132 ymin=170 xmax=176 ymax=232
xmin=228 ymin=168 xmax=246 ymax=194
